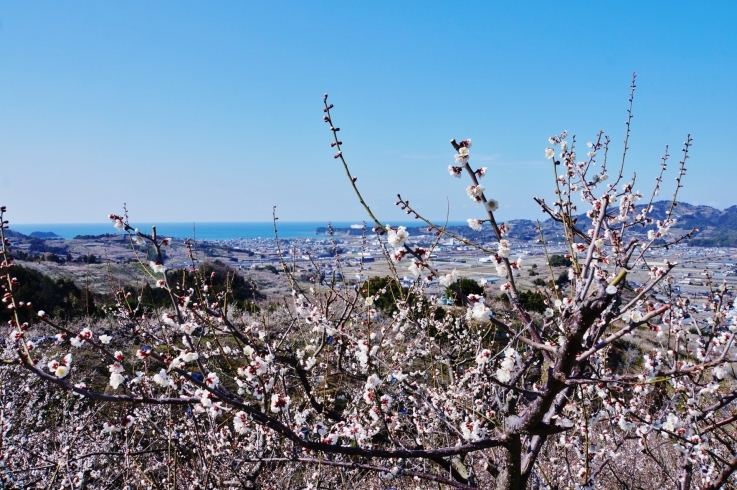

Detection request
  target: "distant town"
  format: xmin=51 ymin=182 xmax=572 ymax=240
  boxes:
xmin=6 ymin=221 xmax=737 ymax=304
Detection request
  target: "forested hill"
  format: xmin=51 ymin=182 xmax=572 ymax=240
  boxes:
xmin=2 ymin=229 xmax=28 ymax=239
xmin=317 ymin=201 xmax=737 ymax=247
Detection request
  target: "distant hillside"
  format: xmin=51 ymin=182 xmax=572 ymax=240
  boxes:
xmin=674 ymin=203 xmax=737 ymax=247
xmin=73 ymin=233 xmax=118 ymax=240
xmin=3 ymin=229 xmax=28 ymax=239
xmin=29 ymin=231 xmax=62 ymax=239
xmin=532 ymin=201 xmax=737 ymax=247
xmin=317 ymin=201 xmax=737 ymax=247
xmin=629 ymin=201 xmax=737 ymax=228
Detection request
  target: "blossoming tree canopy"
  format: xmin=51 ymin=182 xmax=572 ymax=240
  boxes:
xmin=1 ymin=81 xmax=736 ymax=490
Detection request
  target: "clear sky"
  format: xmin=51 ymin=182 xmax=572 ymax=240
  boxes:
xmin=1 ymin=1 xmax=735 ymax=225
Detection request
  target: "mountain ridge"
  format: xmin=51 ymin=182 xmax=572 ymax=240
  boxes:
xmin=318 ymin=201 xmax=737 ymax=247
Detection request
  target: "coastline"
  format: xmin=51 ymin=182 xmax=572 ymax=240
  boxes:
xmin=8 ymin=221 xmax=467 ymax=241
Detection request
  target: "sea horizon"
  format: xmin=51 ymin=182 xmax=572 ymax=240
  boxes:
xmin=8 ymin=221 xmax=467 ymax=241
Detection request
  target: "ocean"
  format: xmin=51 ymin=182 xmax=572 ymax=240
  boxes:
xmin=8 ymin=221 xmax=466 ymax=241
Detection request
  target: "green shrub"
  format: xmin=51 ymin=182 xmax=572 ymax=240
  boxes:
xmin=121 ymin=262 xmax=262 ymax=312
xmin=548 ymin=254 xmax=571 ymax=267
xmin=360 ymin=276 xmax=406 ymax=313
xmin=518 ymin=290 xmax=547 ymax=313
xmin=446 ymin=277 xmax=484 ymax=306
xmin=0 ymin=266 xmax=99 ymax=321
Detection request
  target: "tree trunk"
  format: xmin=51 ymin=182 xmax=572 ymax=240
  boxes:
xmin=678 ymin=456 xmax=693 ymax=490
xmin=496 ymin=436 xmax=522 ymax=490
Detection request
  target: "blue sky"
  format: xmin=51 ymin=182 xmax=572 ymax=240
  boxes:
xmin=1 ymin=1 xmax=735 ymax=224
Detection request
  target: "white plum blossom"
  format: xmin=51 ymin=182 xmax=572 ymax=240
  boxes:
xmin=55 ymin=365 xmax=69 ymax=378
xmin=109 ymin=372 xmax=125 ymax=390
xmin=407 ymin=261 xmax=421 ymax=278
xmin=70 ymin=337 xmax=85 ymax=348
xmin=618 ymin=415 xmax=635 ymax=433
xmin=455 ymin=146 xmax=470 ymax=164
xmin=460 ymin=419 xmax=486 ymax=442
xmin=494 ymin=259 xmax=507 ymax=277
xmin=109 ymin=361 xmax=124 ymax=374
xmin=497 ymin=239 xmax=510 ymax=258
xmin=98 ymin=334 xmax=112 ymax=344
xmin=380 ymin=394 xmax=393 ymax=408
xmin=136 ymin=347 xmax=152 ymax=359
xmin=354 ymin=339 xmax=369 ymax=369
xmin=294 ymin=294 xmax=313 ymax=318
xmin=496 ymin=347 xmax=519 ymax=383
xmin=629 ymin=310 xmax=643 ymax=323
xmin=270 ymin=394 xmax=291 ymax=413
xmin=438 ymin=269 xmax=458 ymax=287
xmin=485 ymin=199 xmax=499 ymax=212
xmin=476 ymin=349 xmax=492 ymax=365
xmin=448 ymin=165 xmax=463 ymax=178
xmin=153 ymin=369 xmax=175 ymax=388
xmin=102 ymin=422 xmax=121 ymax=434
xmin=181 ymin=351 xmax=199 ymax=363
xmin=363 ymin=374 xmax=382 ymax=404
xmin=205 ymin=372 xmax=220 ymax=389
xmin=149 ymin=261 xmax=166 ymax=274
xmin=209 ymin=402 xmax=227 ymax=417
xmin=554 ymin=297 xmax=573 ymax=311
xmin=545 ymin=148 xmax=555 ymax=159
xmin=467 ymin=218 xmax=483 ymax=231
xmin=365 ymin=374 xmax=382 ymax=390
xmin=469 ymin=302 xmax=492 ymax=321
xmin=661 ymin=413 xmax=681 ymax=435
xmin=161 ymin=313 xmax=178 ymax=328
xmin=233 ymin=411 xmax=249 ymax=434
xmin=466 ymin=184 xmax=484 ymax=202
xmin=467 ymin=294 xmax=483 ymax=304
xmin=386 ymin=226 xmax=409 ymax=249
xmin=321 ymin=433 xmax=339 ymax=445
xmin=390 ymin=249 xmax=405 ymax=262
